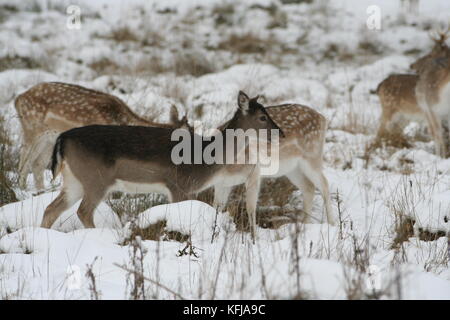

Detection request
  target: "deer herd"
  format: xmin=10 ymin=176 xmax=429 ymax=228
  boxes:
xmin=9 ymin=26 xmax=450 ymax=241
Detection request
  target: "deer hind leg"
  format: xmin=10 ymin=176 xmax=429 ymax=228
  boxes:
xmin=213 ymin=185 xmax=233 ymax=212
xmin=287 ymin=172 xmax=315 ymax=223
xmin=18 ymin=142 xmax=31 ymax=189
xmin=19 ymin=130 xmax=58 ymax=191
xmin=416 ymin=87 xmax=446 ymax=157
xmin=76 ymin=194 xmax=104 ymax=228
xmin=245 ymin=166 xmax=261 ymax=243
xmin=298 ymin=161 xmax=335 ymax=226
xmin=424 ymin=109 xmax=446 ymax=157
xmin=41 ymin=170 xmax=84 ymax=228
xmin=32 ymin=165 xmax=45 ymax=192
xmin=375 ymin=109 xmax=391 ymax=142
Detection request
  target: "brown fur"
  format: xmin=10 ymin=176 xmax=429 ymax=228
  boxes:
xmin=375 ymin=31 xmax=450 ymax=147
xmin=41 ymin=92 xmax=282 ymax=241
xmin=415 ymin=55 xmax=450 ymax=157
xmin=15 ymin=82 xmax=182 ymax=190
xmin=375 ymin=74 xmax=421 ymax=139
xmin=213 ymin=103 xmax=335 ymax=225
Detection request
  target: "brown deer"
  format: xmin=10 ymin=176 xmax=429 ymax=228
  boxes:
xmin=375 ymin=28 xmax=450 ymax=143
xmin=40 ymin=91 xmax=283 ymax=241
xmin=15 ymin=82 xmax=182 ymax=191
xmin=213 ymin=103 xmax=335 ymax=225
xmin=415 ymin=38 xmax=450 ymax=157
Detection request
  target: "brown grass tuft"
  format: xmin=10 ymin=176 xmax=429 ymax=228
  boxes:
xmin=0 ymin=115 xmax=17 ymax=206
xmin=89 ymin=57 xmax=119 ymax=75
xmin=218 ymin=33 xmax=276 ymax=54
xmin=104 ymin=27 xmax=139 ymax=42
xmin=122 ymin=220 xmax=190 ymax=244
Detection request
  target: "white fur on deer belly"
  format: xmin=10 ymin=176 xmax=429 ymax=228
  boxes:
xmin=263 ymin=156 xmax=298 ymax=177
xmin=207 ymin=171 xmax=248 ymax=188
xmin=111 ymin=180 xmax=170 ymax=195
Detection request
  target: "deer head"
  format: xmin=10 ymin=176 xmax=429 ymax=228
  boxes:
xmin=411 ymin=25 xmax=450 ymax=72
xmin=228 ymin=91 xmax=284 ymax=140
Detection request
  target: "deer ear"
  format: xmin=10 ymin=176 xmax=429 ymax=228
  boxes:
xmin=237 ymin=91 xmax=250 ymax=112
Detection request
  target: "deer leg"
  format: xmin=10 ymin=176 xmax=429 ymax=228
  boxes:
xmin=32 ymin=163 xmax=45 ymax=192
xmin=19 ymin=131 xmax=57 ymax=191
xmin=76 ymin=194 xmax=104 ymax=228
xmin=18 ymin=143 xmax=31 ymax=189
xmin=213 ymin=185 xmax=232 ymax=212
xmin=417 ymin=88 xmax=446 ymax=157
xmin=245 ymin=166 xmax=261 ymax=243
xmin=426 ymin=110 xmax=446 ymax=157
xmin=375 ymin=110 xmax=391 ymax=142
xmin=41 ymin=189 xmax=83 ymax=228
xmin=299 ymin=162 xmax=335 ymax=226
xmin=287 ymin=171 xmax=315 ymax=223
xmin=41 ymin=166 xmax=84 ymax=228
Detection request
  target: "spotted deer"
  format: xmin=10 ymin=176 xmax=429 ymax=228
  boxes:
xmin=415 ymin=40 xmax=450 ymax=157
xmin=40 ymin=91 xmax=283 ymax=241
xmin=213 ymin=103 xmax=335 ymax=226
xmin=375 ymin=28 xmax=450 ymax=142
xmin=15 ymin=82 xmax=182 ymax=191
xmin=375 ymin=74 xmax=421 ymax=140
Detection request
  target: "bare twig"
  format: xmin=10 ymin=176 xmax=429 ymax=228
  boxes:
xmin=114 ymin=263 xmax=186 ymax=300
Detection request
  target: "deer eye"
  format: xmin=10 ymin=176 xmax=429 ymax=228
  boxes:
xmin=259 ymin=115 xmax=267 ymax=122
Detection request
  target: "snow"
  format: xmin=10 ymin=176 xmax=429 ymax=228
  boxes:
xmin=0 ymin=0 xmax=449 ymax=300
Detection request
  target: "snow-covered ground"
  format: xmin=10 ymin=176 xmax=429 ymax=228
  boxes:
xmin=0 ymin=0 xmax=449 ymax=299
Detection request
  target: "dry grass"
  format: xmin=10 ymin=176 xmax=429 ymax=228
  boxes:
xmin=107 ymin=193 xmax=167 ymax=224
xmin=196 ymin=177 xmax=300 ymax=232
xmin=126 ymin=51 xmax=215 ymax=77
xmin=212 ymin=3 xmax=235 ymax=26
xmin=389 ymin=184 xmax=448 ymax=250
xmin=172 ymin=51 xmax=216 ymax=77
xmin=106 ymin=27 xmax=138 ymax=42
xmin=109 ymin=193 xmax=190 ymax=245
xmin=122 ymin=220 xmax=190 ymax=244
xmin=0 ymin=55 xmax=47 ymax=72
xmin=371 ymin=128 xmax=413 ymax=151
xmin=218 ymin=33 xmax=278 ymax=54
xmin=0 ymin=115 xmax=17 ymax=206
xmin=89 ymin=57 xmax=119 ymax=75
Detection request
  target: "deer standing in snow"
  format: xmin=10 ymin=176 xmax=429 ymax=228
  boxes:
xmin=375 ymin=28 xmax=450 ymax=147
xmin=213 ymin=103 xmax=336 ymax=226
xmin=415 ymin=30 xmax=450 ymax=157
xmin=15 ymin=82 xmax=182 ymax=191
xmin=40 ymin=91 xmax=283 ymax=241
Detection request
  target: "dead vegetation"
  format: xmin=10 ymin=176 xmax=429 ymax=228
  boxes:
xmin=218 ymin=33 xmax=279 ymax=54
xmin=0 ymin=115 xmax=17 ymax=206
xmin=122 ymin=220 xmax=190 ymax=244
xmin=0 ymin=55 xmax=47 ymax=72
xmin=122 ymin=50 xmax=216 ymax=77
xmin=88 ymin=57 xmax=120 ymax=76
xmin=107 ymin=193 xmax=167 ymax=224
xmin=104 ymin=27 xmax=139 ymax=42
xmin=196 ymin=177 xmax=303 ymax=233
xmin=371 ymin=127 xmax=413 ymax=151
xmin=390 ymin=193 xmax=448 ymax=249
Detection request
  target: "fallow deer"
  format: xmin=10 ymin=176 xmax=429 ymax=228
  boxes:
xmin=415 ymin=36 xmax=450 ymax=157
xmin=40 ymin=91 xmax=283 ymax=241
xmin=15 ymin=82 xmax=182 ymax=191
xmin=375 ymin=74 xmax=421 ymax=140
xmin=375 ymin=27 xmax=450 ymax=143
xmin=213 ymin=103 xmax=336 ymax=226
